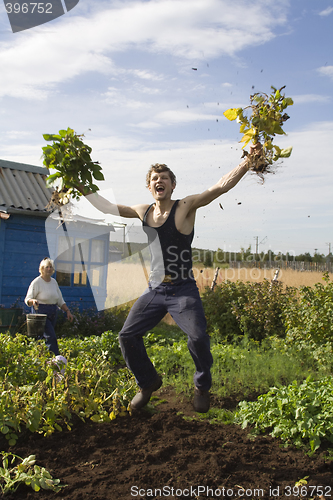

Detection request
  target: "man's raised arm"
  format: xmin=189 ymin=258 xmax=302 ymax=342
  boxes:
xmin=85 ymin=191 xmax=145 ymax=219
xmin=184 ymin=144 xmax=261 ymax=210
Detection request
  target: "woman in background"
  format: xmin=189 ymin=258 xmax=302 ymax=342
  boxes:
xmin=25 ymin=257 xmax=73 ymax=356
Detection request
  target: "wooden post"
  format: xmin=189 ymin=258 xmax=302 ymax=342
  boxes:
xmin=269 ymin=268 xmax=279 ymax=291
xmin=211 ymin=267 xmax=220 ymax=291
xmin=139 ymin=250 xmax=149 ymax=284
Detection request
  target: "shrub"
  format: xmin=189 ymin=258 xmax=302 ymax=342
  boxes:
xmin=56 ymin=306 xmax=128 ymax=339
xmin=201 ymin=281 xmax=244 ymax=341
xmin=231 ymin=279 xmax=296 ymax=341
xmin=202 ymin=279 xmax=296 ymax=342
xmin=283 ymin=272 xmax=333 ymax=344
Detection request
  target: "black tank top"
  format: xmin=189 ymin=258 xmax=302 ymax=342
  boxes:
xmin=143 ymin=200 xmax=194 ymax=282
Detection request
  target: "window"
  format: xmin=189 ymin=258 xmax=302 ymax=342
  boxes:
xmin=56 ymin=263 xmax=72 ymax=287
xmin=55 ymin=236 xmax=106 ymax=287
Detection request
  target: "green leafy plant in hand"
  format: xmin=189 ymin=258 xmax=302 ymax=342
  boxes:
xmin=0 ymin=452 xmax=65 ymax=495
xmin=42 ymin=127 xmax=104 ymax=206
xmin=223 ymin=85 xmax=293 ymax=179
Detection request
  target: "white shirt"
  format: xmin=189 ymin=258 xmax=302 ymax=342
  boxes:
xmin=25 ymin=275 xmax=65 ymax=307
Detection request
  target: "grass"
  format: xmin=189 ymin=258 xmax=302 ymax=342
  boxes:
xmin=195 ymin=267 xmax=332 ymax=292
xmin=210 ymin=338 xmax=323 ymax=399
xmin=144 ymin=324 xmax=330 ymax=402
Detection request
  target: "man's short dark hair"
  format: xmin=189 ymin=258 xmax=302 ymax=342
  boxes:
xmin=146 ymin=164 xmax=176 ymax=188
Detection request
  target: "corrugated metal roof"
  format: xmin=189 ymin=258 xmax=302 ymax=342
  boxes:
xmin=0 ymin=159 xmax=52 ymax=213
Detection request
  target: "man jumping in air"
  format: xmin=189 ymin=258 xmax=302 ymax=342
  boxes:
xmin=82 ymin=144 xmax=260 ymax=413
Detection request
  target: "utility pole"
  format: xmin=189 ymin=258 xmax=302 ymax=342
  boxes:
xmin=326 ymin=242 xmax=332 ymax=255
xmin=254 ymin=236 xmax=267 ymax=255
xmin=254 ymin=236 xmax=258 ymax=255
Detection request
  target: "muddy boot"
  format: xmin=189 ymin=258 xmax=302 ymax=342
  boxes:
xmin=130 ymin=376 xmax=163 ymax=410
xmin=193 ymin=387 xmax=210 ymax=413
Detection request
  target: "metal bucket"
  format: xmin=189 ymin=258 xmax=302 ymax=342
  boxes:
xmin=26 ymin=314 xmax=47 ymax=338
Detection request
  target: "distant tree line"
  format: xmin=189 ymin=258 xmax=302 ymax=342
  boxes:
xmin=192 ymin=246 xmax=333 ymax=268
xmin=109 ymin=242 xmax=332 ymax=268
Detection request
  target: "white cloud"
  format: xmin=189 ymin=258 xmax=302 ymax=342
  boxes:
xmin=293 ymin=94 xmax=331 ymax=104
xmin=103 ymin=87 xmax=148 ymax=108
xmin=317 ymin=66 xmax=333 ymax=81
xmin=129 ymin=69 xmax=165 ymax=81
xmin=0 ymin=0 xmax=288 ymax=99
xmin=137 ymin=108 xmax=219 ymax=128
xmin=318 ymin=6 xmax=333 ymax=16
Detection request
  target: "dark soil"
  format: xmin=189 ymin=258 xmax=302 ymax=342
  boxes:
xmin=2 ymin=387 xmax=333 ymax=500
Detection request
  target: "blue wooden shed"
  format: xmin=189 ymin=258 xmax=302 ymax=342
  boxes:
xmin=0 ymin=159 xmax=113 ymax=316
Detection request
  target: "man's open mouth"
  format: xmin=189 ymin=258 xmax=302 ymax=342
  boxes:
xmin=156 ymin=186 xmax=165 ymax=193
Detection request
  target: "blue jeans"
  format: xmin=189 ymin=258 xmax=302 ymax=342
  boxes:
xmin=119 ymin=279 xmax=213 ymax=391
xmin=32 ymin=304 xmax=60 ymax=356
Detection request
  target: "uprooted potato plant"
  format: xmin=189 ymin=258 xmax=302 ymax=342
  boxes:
xmin=42 ymin=127 xmax=104 ymax=208
xmin=223 ymin=85 xmax=293 ymax=180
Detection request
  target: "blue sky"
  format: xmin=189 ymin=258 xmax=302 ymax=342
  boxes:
xmin=0 ymin=0 xmax=332 ymax=256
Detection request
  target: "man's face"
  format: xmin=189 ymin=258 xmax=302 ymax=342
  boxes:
xmin=148 ymin=170 xmax=175 ymax=200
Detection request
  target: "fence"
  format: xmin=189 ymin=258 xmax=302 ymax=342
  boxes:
xmin=229 ymin=260 xmax=332 ymax=273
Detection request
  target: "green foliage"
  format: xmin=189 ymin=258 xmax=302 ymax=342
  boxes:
xmin=56 ymin=306 xmax=127 ymax=340
xmin=148 ymin=339 xmax=194 ymax=391
xmin=0 ymin=452 xmax=65 ymax=495
xmin=0 ymin=332 xmax=136 ymax=444
xmin=144 ymin=324 xmax=195 ymax=390
xmin=235 ymin=376 xmax=333 ymax=452
xmin=210 ymin=337 xmax=322 ymax=399
xmin=57 ymin=330 xmax=125 ymax=366
xmin=285 ymin=338 xmax=333 ymax=375
xmin=2 ymin=277 xmax=333 ymax=455
xmin=201 ymin=281 xmax=243 ymax=340
xmin=146 ymin=329 xmax=328 ymax=403
xmin=202 ymin=279 xmax=296 ymax=342
xmin=144 ymin=324 xmax=185 ymax=347
xmin=42 ymin=127 xmax=104 ymax=204
xmin=203 ymin=251 xmax=213 ymax=268
xmin=223 ymin=85 xmax=293 ymax=176
xmin=283 ymin=272 xmax=333 ymax=343
xmin=232 ymin=280 xmax=296 ymax=341
xmin=186 ymin=407 xmax=235 ymax=426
